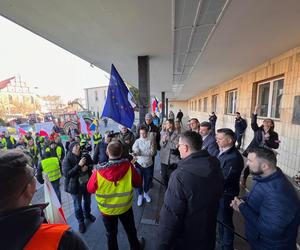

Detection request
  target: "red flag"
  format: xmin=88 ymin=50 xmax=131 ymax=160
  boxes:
xmin=152 ymin=98 xmax=158 ymax=112
xmin=0 ymin=76 xmax=15 ymax=89
xmin=18 ymin=127 xmax=27 ymax=135
xmin=39 ymin=129 xmax=49 ymax=137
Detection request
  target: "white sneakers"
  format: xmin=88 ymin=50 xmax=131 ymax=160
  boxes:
xmin=143 ymin=192 xmax=151 ymax=203
xmin=137 ymin=195 xmax=143 ymax=206
xmin=137 ymin=193 xmax=152 ymax=206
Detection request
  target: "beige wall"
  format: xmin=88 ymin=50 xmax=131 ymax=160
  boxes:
xmin=180 ymin=46 xmax=300 ymax=177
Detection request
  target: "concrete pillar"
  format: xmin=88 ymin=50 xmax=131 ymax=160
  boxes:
xmin=166 ymin=98 xmax=169 ymax=119
xmin=161 ymin=91 xmax=165 ymax=120
xmin=138 ymin=56 xmax=150 ymax=125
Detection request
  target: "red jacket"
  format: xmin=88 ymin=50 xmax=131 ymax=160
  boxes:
xmin=87 ymin=159 xmax=142 ymax=195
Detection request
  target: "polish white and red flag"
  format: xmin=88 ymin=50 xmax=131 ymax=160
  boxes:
xmin=44 ymin=175 xmax=67 ymax=224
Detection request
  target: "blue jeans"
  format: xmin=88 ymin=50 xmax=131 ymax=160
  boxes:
xmin=51 ymin=179 xmax=61 ymax=204
xmin=217 ymin=195 xmax=235 ymax=250
xmin=135 ymin=165 xmax=152 ymax=195
xmin=71 ymin=187 xmax=92 ymax=224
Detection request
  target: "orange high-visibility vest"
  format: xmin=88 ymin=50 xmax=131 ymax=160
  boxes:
xmin=24 ymin=224 xmax=70 ymax=250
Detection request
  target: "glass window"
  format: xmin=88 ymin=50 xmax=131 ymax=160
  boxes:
xmin=256 ymin=78 xmax=284 ymax=118
xmin=226 ymin=89 xmax=237 ymax=114
xmin=212 ymin=95 xmax=218 ymax=113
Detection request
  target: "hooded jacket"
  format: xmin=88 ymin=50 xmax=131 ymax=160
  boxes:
xmin=157 ymin=150 xmax=224 ymax=250
xmin=87 ymin=159 xmax=142 ymax=215
xmin=0 ymin=204 xmax=88 ymax=250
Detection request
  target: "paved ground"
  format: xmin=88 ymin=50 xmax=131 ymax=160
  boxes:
xmin=31 ymin=119 xmax=300 ymax=250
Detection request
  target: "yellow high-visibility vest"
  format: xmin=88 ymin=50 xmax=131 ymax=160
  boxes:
xmin=95 ymin=167 xmax=133 ymax=215
xmin=93 ymin=133 xmax=102 ymax=145
xmin=41 ymin=157 xmax=61 ymax=182
xmin=1 ymin=136 xmax=15 ymax=149
xmin=56 ymin=146 xmax=62 ymax=160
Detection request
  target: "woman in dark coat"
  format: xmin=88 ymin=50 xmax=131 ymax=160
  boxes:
xmin=241 ymin=105 xmax=280 ymax=187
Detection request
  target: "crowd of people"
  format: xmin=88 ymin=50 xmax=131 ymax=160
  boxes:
xmin=0 ymin=106 xmax=300 ymax=250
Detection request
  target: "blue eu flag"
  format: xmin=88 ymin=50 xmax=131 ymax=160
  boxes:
xmin=101 ymin=64 xmax=135 ymax=128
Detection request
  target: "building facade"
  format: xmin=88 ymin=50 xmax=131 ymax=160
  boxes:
xmin=0 ymin=77 xmax=41 ymax=120
xmin=84 ymin=85 xmax=108 ymax=119
xmin=171 ymin=46 xmax=300 ymax=177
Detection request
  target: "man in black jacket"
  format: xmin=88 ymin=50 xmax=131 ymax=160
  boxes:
xmin=234 ymin=112 xmax=247 ymax=150
xmin=157 ymin=131 xmax=224 ymax=250
xmin=0 ymin=149 xmax=88 ymax=250
xmin=62 ymin=141 xmax=96 ymax=234
xmin=216 ymin=128 xmax=244 ymax=250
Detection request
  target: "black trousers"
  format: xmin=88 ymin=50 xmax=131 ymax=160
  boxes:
xmin=102 ymin=208 xmax=140 ymax=250
xmin=161 ymin=163 xmax=177 ymax=188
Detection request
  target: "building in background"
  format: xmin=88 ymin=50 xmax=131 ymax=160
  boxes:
xmin=40 ymin=95 xmax=65 ymax=116
xmin=0 ymin=76 xmax=41 ymax=120
xmin=84 ymin=84 xmax=108 ymax=119
xmin=170 ymin=46 xmax=300 ymax=178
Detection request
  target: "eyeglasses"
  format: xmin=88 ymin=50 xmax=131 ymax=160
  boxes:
xmin=178 ymin=143 xmax=187 ymax=148
xmin=18 ymin=167 xmax=37 ymax=196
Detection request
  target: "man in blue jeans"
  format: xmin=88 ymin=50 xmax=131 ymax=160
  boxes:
xmin=63 ymin=141 xmax=96 ymax=233
xmin=216 ymin=128 xmax=244 ymax=250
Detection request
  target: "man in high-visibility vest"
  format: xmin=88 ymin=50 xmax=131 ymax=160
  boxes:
xmin=0 ymin=149 xmax=88 ymax=250
xmin=92 ymin=128 xmax=102 ymax=149
xmin=37 ymin=151 xmax=62 ymax=203
xmin=1 ymin=131 xmax=16 ymax=150
xmin=28 ymin=138 xmax=39 ymax=168
xmin=55 ymin=136 xmax=65 ymax=162
xmin=87 ymin=141 xmax=145 ymax=249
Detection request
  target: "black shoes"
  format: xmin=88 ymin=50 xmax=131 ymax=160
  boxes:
xmin=79 ymin=222 xmax=86 ymax=233
xmin=86 ymin=214 xmax=96 ymax=222
xmin=139 ymin=237 xmax=145 ymax=250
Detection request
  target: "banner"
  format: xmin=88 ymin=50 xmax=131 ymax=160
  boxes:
xmin=35 ymin=122 xmax=54 ymax=136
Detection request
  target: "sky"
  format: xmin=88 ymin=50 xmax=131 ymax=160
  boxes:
xmin=0 ymin=16 xmax=110 ymax=102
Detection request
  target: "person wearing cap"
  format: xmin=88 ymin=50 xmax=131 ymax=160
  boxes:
xmin=44 ymin=140 xmax=59 ymax=158
xmin=0 ymin=150 xmax=89 ymax=250
xmin=62 ymin=141 xmax=96 ymax=233
xmin=234 ymin=112 xmax=247 ymax=150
